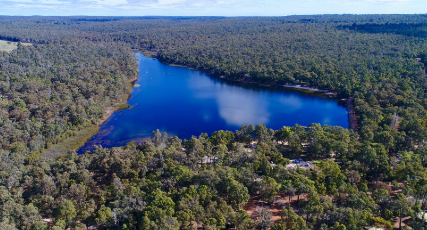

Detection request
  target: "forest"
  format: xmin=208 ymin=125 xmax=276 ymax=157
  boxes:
xmin=1 ymin=14 xmax=427 ymax=229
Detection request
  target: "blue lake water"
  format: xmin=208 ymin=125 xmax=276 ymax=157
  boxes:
xmin=78 ymin=53 xmax=348 ymax=153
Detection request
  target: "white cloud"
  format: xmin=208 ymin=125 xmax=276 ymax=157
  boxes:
xmin=6 ymin=0 xmax=34 ymax=2
xmin=0 ymin=0 xmax=425 ymax=15
xmin=14 ymin=3 xmax=58 ymax=8
xmin=83 ymin=0 xmax=127 ymax=6
xmin=343 ymin=0 xmax=410 ymax=4
xmin=367 ymin=0 xmax=409 ymax=2
xmin=157 ymin=0 xmax=183 ymax=5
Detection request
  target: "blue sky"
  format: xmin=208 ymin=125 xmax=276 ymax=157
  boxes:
xmin=1 ymin=0 xmax=426 ymax=16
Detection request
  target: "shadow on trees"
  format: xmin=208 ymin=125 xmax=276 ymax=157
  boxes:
xmin=339 ymin=23 xmax=427 ymax=38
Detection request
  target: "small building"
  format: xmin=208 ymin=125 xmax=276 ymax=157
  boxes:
xmin=286 ymin=159 xmax=314 ymax=170
xmin=198 ymin=156 xmax=218 ymax=164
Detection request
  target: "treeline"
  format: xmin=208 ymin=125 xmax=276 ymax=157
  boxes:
xmin=2 ymin=15 xmax=427 ymax=150
xmin=1 ymin=15 xmax=427 ymax=229
xmin=2 ymin=15 xmax=427 ymax=153
xmin=1 ymin=125 xmax=426 ymax=229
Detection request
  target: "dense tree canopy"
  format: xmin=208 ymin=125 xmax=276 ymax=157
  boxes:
xmin=1 ymin=15 xmax=427 ymax=229
xmin=0 ymin=124 xmax=425 ymax=229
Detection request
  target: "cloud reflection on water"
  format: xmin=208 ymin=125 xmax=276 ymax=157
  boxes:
xmin=78 ymin=53 xmax=348 ymax=154
xmin=215 ymin=89 xmax=270 ymax=126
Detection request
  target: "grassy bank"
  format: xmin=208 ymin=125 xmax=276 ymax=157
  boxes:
xmin=41 ymin=125 xmax=100 ymax=159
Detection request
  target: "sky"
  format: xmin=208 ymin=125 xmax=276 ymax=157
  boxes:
xmin=0 ymin=0 xmax=426 ymax=16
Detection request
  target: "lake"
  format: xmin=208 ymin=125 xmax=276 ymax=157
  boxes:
xmin=78 ymin=53 xmax=348 ymax=153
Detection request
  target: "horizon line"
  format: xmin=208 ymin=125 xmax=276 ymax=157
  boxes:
xmin=1 ymin=13 xmax=427 ymax=17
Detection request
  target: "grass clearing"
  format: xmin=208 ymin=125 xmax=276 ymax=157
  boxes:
xmin=117 ymin=103 xmax=130 ymax=110
xmin=42 ymin=125 xmax=100 ymax=159
xmin=0 ymin=40 xmax=32 ymax=53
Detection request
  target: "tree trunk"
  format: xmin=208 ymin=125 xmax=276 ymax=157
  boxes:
xmin=422 ymin=193 xmax=426 ymax=211
xmin=316 ymin=213 xmax=320 ymax=228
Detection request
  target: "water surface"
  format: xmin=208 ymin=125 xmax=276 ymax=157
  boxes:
xmin=78 ymin=53 xmax=348 ymax=153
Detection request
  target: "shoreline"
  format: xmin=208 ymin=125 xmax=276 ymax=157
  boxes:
xmin=153 ymin=62 xmax=337 ymax=97
xmin=218 ymin=78 xmax=338 ymax=97
xmin=141 ymin=51 xmax=337 ymax=97
xmin=42 ymin=71 xmax=139 ymax=158
xmin=72 ymin=51 xmax=357 ymax=156
xmin=73 ymin=52 xmax=142 ymax=155
xmin=143 ymin=51 xmax=355 ymax=131
xmin=96 ymin=75 xmax=139 ymax=126
xmin=281 ymin=84 xmax=329 ymax=93
xmin=72 ymin=74 xmax=139 ymax=155
xmin=346 ymin=97 xmax=358 ymax=132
